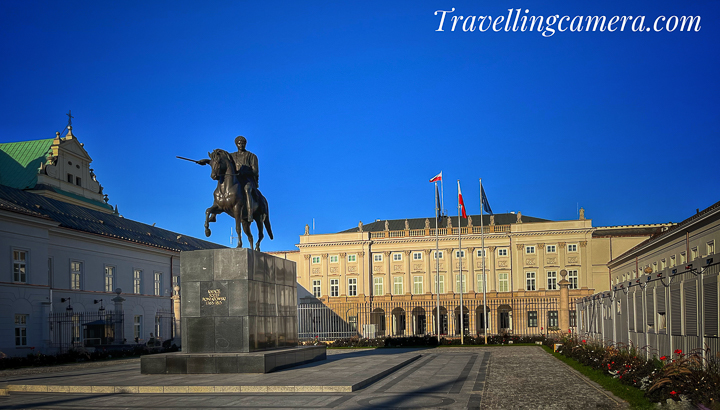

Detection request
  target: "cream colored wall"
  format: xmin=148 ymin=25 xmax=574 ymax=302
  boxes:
xmin=291 ymin=218 xmax=643 ymax=300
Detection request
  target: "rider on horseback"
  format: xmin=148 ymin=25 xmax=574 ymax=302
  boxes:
xmin=199 ymin=136 xmax=259 ymax=223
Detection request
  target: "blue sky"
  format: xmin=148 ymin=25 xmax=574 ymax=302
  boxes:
xmin=1 ymin=0 xmax=718 ymax=251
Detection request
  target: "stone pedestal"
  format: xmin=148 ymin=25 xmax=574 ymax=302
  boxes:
xmin=141 ymin=248 xmax=326 ymax=374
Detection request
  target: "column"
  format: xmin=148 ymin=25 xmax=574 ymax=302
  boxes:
xmin=488 ymin=246 xmax=496 ymax=292
xmin=384 ymin=251 xmax=392 ymax=296
xmin=172 ymin=285 xmax=181 ymax=343
xmin=559 ymin=269 xmax=570 ymax=332
xmin=357 ymin=251 xmax=366 ymax=298
xmin=579 ymin=241 xmax=588 ymax=290
xmin=516 ymin=244 xmax=525 ymax=291
xmin=537 ymin=243 xmax=545 ymax=290
xmin=425 ymin=249 xmax=433 ymax=294
xmin=405 ymin=250 xmax=412 ymax=295
xmin=111 ymin=289 xmax=125 ymax=345
xmin=339 ymin=253 xmax=347 ymax=296
xmin=321 ymin=254 xmax=328 ymax=298
xmin=467 ymin=247 xmax=476 ymax=293
xmin=446 ymin=248 xmax=454 ymax=295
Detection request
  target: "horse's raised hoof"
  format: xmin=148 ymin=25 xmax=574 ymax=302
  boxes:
xmin=205 ymin=228 xmax=211 ymax=237
xmin=236 ymin=244 xmax=243 ymax=249
xmin=255 ymin=245 xmax=261 ymax=252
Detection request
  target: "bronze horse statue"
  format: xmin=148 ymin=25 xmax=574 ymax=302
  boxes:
xmin=203 ymin=149 xmax=273 ymax=250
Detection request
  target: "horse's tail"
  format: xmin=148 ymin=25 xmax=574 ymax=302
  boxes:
xmin=261 ymin=194 xmax=273 ymax=240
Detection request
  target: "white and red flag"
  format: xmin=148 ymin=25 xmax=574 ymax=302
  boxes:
xmin=429 ymin=172 xmax=442 ymax=183
xmin=458 ymin=180 xmax=467 ymax=218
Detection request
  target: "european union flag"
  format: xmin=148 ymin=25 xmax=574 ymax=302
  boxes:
xmin=481 ymin=185 xmax=493 ymax=215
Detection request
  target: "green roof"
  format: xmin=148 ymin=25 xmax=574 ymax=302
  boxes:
xmin=0 ymin=139 xmax=54 ymax=189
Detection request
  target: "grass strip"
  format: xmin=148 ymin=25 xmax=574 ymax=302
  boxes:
xmin=541 ymin=345 xmax=653 ymax=409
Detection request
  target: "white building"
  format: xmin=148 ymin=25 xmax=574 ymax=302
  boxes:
xmin=0 ymin=124 xmax=223 ymax=356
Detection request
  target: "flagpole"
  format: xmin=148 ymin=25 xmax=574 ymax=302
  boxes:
xmin=480 ymin=178 xmax=487 ymax=344
xmin=457 ymin=180 xmax=464 ymax=345
xmin=435 ymin=181 xmax=441 ymax=343
xmin=440 ymin=176 xmax=445 ymax=215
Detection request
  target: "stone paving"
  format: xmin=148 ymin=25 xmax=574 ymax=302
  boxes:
xmin=0 ymin=346 xmax=628 ymax=409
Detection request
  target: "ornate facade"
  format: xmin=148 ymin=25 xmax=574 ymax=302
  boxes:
xmin=273 ymin=214 xmax=669 ymax=338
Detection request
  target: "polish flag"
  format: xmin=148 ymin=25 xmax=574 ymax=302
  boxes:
xmin=429 ymin=172 xmax=442 ymax=183
xmin=458 ymin=181 xmax=467 ymax=218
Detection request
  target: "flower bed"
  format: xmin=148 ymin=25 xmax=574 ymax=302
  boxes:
xmin=551 ymin=337 xmax=720 ymax=408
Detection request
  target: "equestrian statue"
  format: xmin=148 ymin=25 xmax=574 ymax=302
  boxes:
xmin=177 ymin=136 xmax=273 ymax=251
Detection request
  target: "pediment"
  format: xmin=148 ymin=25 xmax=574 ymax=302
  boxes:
xmin=59 ymin=138 xmax=92 ymax=162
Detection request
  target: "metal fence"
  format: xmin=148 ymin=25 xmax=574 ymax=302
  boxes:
xmin=299 ymin=297 xmax=576 ymax=341
xmin=48 ymin=311 xmax=124 ymax=353
xmin=577 ymin=261 xmax=719 ymax=359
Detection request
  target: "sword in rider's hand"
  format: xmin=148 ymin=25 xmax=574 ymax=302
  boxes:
xmin=176 ymin=156 xmax=208 ymax=165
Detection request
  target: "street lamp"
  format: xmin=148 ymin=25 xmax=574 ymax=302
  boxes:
xmin=61 ymin=297 xmax=73 ymax=315
xmin=94 ymin=299 xmax=105 ymax=313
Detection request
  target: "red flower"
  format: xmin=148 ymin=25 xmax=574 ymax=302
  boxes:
xmin=674 ymin=349 xmax=682 ymax=355
xmin=582 ymin=340 xmax=586 ymax=343
xmin=660 ymin=356 xmax=667 ymax=360
xmin=670 ymin=391 xmax=677 ymax=395
xmin=619 ymin=376 xmax=622 ymax=379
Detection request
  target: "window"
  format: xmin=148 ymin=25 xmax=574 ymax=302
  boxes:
xmin=670 ymin=255 xmax=676 ymax=267
xmin=67 ymin=173 xmax=73 ymax=183
xmin=154 ymin=272 xmax=162 ymax=296
xmin=661 ymin=259 xmax=666 ymax=270
xmin=526 ymin=272 xmax=536 ymax=291
xmin=413 ymin=252 xmax=422 ymax=260
xmin=476 ymin=249 xmax=486 ymax=258
xmin=104 ymin=266 xmax=115 ymax=292
xmin=455 ymin=250 xmax=466 ymax=258
xmin=680 ymin=252 xmax=686 ymax=264
xmin=134 ymin=315 xmax=143 ymax=341
xmin=348 ymin=254 xmax=357 ymax=262
xmin=434 ymin=275 xmax=445 ymax=293
xmin=708 ymin=241 xmax=716 ymax=256
xmin=15 ymin=314 xmax=27 ymax=346
xmin=547 ymin=271 xmax=557 ymax=290
xmin=348 ymin=278 xmax=357 ymax=296
xmin=548 ymin=311 xmax=559 ymax=327
xmin=546 ymin=245 xmax=556 ymax=253
xmin=653 ymin=262 xmax=658 ymax=273
xmin=569 ymin=311 xmax=576 ymax=327
xmin=691 ymin=247 xmax=698 ymax=260
xmin=75 ymin=176 xmax=81 ymax=186
xmin=330 ymin=279 xmax=339 ymax=297
xmin=528 ymin=311 xmax=538 ymax=327
xmin=476 ymin=273 xmax=485 ymax=292
xmin=393 ymin=253 xmax=402 ymax=261
xmin=567 ymin=244 xmax=578 ymax=252
xmin=567 ymin=270 xmax=578 ymax=289
xmin=329 ymin=255 xmax=338 ymax=263
xmin=312 ymin=256 xmax=321 ymax=264
xmin=312 ymin=280 xmax=321 ymax=297
xmin=498 ymin=273 xmax=509 ymax=292
xmin=374 ymin=254 xmax=383 ymax=262
xmin=498 ymin=248 xmax=507 ymax=256
xmin=393 ymin=276 xmax=403 ymax=295
xmin=658 ymin=312 xmax=667 ymax=330
xmin=434 ymin=251 xmax=444 ymax=259
xmin=373 ymin=277 xmax=383 ymax=295
xmin=413 ymin=276 xmax=423 ymax=294
xmin=525 ymin=246 xmax=535 ymax=254
xmin=455 ymin=274 xmax=467 ymax=293
xmin=134 ymin=269 xmax=143 ymax=294
xmin=13 ymin=250 xmax=27 ymax=282
xmin=71 ymin=261 xmax=83 ymax=290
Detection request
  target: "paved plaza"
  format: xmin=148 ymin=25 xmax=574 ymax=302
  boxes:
xmin=0 ymin=346 xmax=627 ymax=409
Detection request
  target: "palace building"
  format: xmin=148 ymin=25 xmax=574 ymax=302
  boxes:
xmin=273 ymin=213 xmax=670 ymax=339
xmin=0 ymin=124 xmax=223 ymax=356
